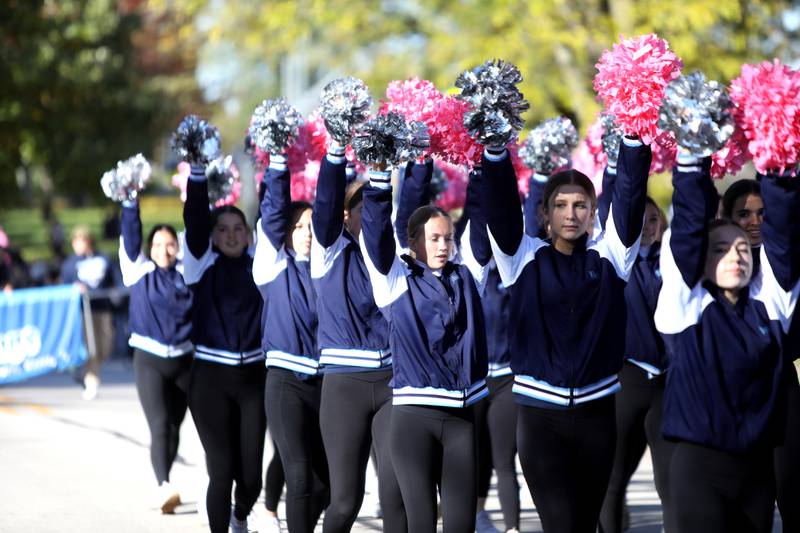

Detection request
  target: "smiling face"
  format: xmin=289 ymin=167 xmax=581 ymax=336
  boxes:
xmin=704 ymin=224 xmax=753 ymax=292
xmin=212 ymin=212 xmax=248 ymax=258
xmin=150 ymin=229 xmax=179 ymax=269
xmin=546 ymin=184 xmax=595 ymax=243
xmin=641 ymin=202 xmax=664 ymax=247
xmin=410 ymin=215 xmax=454 ymax=270
xmin=730 ymin=193 xmax=764 ymax=246
xmin=288 ymin=208 xmax=313 ymax=257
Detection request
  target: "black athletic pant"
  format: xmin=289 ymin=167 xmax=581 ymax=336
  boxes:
xmin=266 ymin=368 xmax=329 ymax=533
xmin=391 ymin=404 xmax=478 ymax=533
xmin=517 ymin=395 xmax=616 ymax=533
xmin=189 ymin=359 xmax=267 ymax=533
xmin=474 ymin=375 xmax=520 ymax=531
xmin=320 ymin=370 xmax=405 ymax=533
xmin=775 ymin=368 xmax=800 ymax=532
xmin=133 ymin=348 xmax=192 ymax=485
xmin=671 ymin=442 xmax=775 ymax=533
xmin=599 ymin=364 xmax=675 ymax=532
xmin=264 ymin=439 xmax=284 ymax=512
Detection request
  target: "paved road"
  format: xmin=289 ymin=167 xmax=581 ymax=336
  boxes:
xmin=0 ymin=360 xmax=769 ymax=532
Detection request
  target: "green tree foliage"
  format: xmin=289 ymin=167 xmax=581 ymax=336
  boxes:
xmin=0 ymin=0 xmax=203 ymax=207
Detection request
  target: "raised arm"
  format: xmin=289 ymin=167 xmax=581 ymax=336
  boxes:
xmin=183 ymin=165 xmax=211 ymax=259
xmin=312 ymin=145 xmax=347 ymax=248
xmin=120 ymin=200 xmax=143 ymax=263
xmin=523 ymin=173 xmax=547 ymax=239
xmin=611 ymin=139 xmax=651 ymax=247
xmin=596 ymin=166 xmax=617 ymax=232
xmin=360 ymin=170 xmax=397 ymax=276
xmin=760 ymin=171 xmax=800 ymax=292
xmin=395 ymin=158 xmax=433 ymax=248
xmin=259 ymin=155 xmax=291 ymax=251
xmin=668 ymin=155 xmax=715 ymax=288
xmin=464 ymin=167 xmax=492 ymax=267
xmin=482 ymin=148 xmax=524 ymax=256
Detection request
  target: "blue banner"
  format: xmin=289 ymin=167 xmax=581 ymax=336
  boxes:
xmin=0 ymin=284 xmax=87 ymax=384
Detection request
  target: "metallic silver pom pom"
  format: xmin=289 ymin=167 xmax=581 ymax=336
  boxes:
xmin=171 ymin=115 xmax=222 ymax=166
xmin=205 ymin=155 xmax=237 ymax=205
xmin=352 ymin=112 xmax=430 ymax=168
xmin=455 ymin=59 xmax=530 ymax=146
xmin=249 ymin=98 xmax=304 ymax=154
xmin=519 ymin=117 xmax=579 ymax=175
xmin=100 ymin=153 xmax=152 ymax=202
xmin=600 ymin=113 xmax=622 ymax=167
xmin=320 ymin=77 xmax=373 ymax=144
xmin=658 ymin=71 xmax=734 ymax=157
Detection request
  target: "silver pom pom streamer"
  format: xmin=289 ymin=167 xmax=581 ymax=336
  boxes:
xmin=320 ymin=77 xmax=373 ymax=144
xmin=455 ymin=59 xmax=530 ymax=146
xmin=519 ymin=117 xmax=579 ymax=175
xmin=205 ymin=155 xmax=237 ymax=205
xmin=100 ymin=153 xmax=152 ymax=203
xmin=171 ymin=115 xmax=222 ymax=166
xmin=249 ymin=98 xmax=304 ymax=155
xmin=658 ymin=71 xmax=734 ymax=157
xmin=352 ymin=112 xmax=430 ymax=168
xmin=600 ymin=113 xmax=622 ymax=167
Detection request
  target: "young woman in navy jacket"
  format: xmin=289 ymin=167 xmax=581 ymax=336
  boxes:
xmin=254 ymin=154 xmax=328 ymax=533
xmin=655 ymin=155 xmax=800 ymax=532
xmin=119 ymin=200 xmax=193 ymax=514
xmin=360 ymin=163 xmax=489 ymax=533
xmin=311 ymin=144 xmax=430 ymax=533
xmin=481 ymin=139 xmax=651 ymax=533
xmin=183 ymin=165 xmax=265 ymax=533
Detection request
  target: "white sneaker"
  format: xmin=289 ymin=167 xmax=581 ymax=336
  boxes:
xmin=157 ymin=482 xmax=181 ymax=514
xmin=475 ymin=509 xmax=501 ymax=533
xmin=81 ymin=380 xmax=98 ymax=400
xmin=251 ymin=507 xmax=282 ymax=533
xmin=230 ymin=507 xmax=248 ymax=533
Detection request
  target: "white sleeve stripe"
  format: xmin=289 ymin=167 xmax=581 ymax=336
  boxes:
xmin=487 ymin=228 xmax=548 ymax=288
xmin=589 ymin=203 xmax=640 ymax=281
xmin=119 ymin=236 xmax=155 ymax=287
xmin=310 ymin=232 xmax=348 ymax=279
xmin=358 ymin=231 xmax=408 ymax=308
xmin=252 ymin=222 xmax=288 ymax=286
xmin=180 ymin=233 xmax=217 ymax=285
xmin=751 ymin=246 xmax=800 ymax=334
xmin=458 ymin=221 xmax=489 ymax=295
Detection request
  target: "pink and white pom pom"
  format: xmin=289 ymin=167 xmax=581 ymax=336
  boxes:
xmin=291 ymin=159 xmax=320 ymax=203
xmin=729 ymin=59 xmax=800 ymax=174
xmin=506 ymin=142 xmax=533 ymax=196
xmin=380 ymin=78 xmax=446 ymax=160
xmin=710 ymin=120 xmax=750 ymax=179
xmin=172 ymin=160 xmax=255 ymax=207
xmin=649 ymin=142 xmax=677 ymax=175
xmin=171 ymin=162 xmax=192 ymax=203
xmin=428 ymin=95 xmax=483 ymax=168
xmin=434 ymin=161 xmax=469 ymax=212
xmin=594 ymin=34 xmax=683 ymax=147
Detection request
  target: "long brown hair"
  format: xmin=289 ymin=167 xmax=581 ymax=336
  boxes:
xmin=407 ymin=205 xmax=452 ymax=247
xmin=542 ymin=169 xmax=597 ymax=213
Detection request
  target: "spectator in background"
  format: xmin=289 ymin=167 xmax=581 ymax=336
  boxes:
xmin=60 ymin=225 xmax=116 ymax=400
xmin=0 ymin=225 xmax=32 ymax=291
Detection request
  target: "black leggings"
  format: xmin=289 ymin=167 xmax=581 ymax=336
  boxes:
xmin=775 ymin=370 xmax=800 ymax=532
xmin=671 ymin=442 xmax=774 ymax=533
xmin=391 ymin=404 xmax=477 ymax=533
xmin=265 ymin=369 xmax=329 ymax=533
xmin=189 ymin=359 xmax=267 ymax=533
xmin=320 ymin=370 xmax=405 ymax=533
xmin=475 ymin=375 xmax=520 ymax=530
xmin=133 ymin=349 xmax=192 ymax=485
xmin=264 ymin=439 xmax=284 ymax=512
xmin=599 ymin=364 xmax=675 ymax=532
xmin=517 ymin=395 xmax=616 ymax=533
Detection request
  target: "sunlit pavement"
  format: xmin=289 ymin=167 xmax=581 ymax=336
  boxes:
xmin=0 ymin=360 xmax=779 ymax=532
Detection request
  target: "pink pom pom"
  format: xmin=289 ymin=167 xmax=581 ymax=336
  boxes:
xmin=434 ymin=162 xmax=469 ymax=212
xmin=428 ymin=95 xmax=483 ymax=168
xmin=291 ymin=159 xmax=320 ymax=203
xmin=380 ymin=79 xmax=444 ymax=123
xmin=506 ymin=142 xmax=533 ymax=196
xmin=213 ymin=161 xmax=242 ymax=207
xmin=594 ymin=34 xmax=683 ymax=146
xmin=649 ymin=142 xmax=677 ymax=175
xmin=171 ymin=162 xmax=191 ymax=202
xmin=711 ymin=119 xmax=750 ymax=179
xmin=729 ymin=59 xmax=800 ymax=174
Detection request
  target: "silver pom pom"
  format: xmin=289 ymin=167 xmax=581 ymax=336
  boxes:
xmin=205 ymin=155 xmax=237 ymax=205
xmin=352 ymin=112 xmax=430 ymax=168
xmin=249 ymin=98 xmax=304 ymax=154
xmin=455 ymin=59 xmax=530 ymax=146
xmin=171 ymin=115 xmax=222 ymax=166
xmin=519 ymin=117 xmax=579 ymax=175
xmin=600 ymin=113 xmax=622 ymax=167
xmin=658 ymin=71 xmax=734 ymax=157
xmin=320 ymin=77 xmax=373 ymax=144
xmin=100 ymin=154 xmax=152 ymax=203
